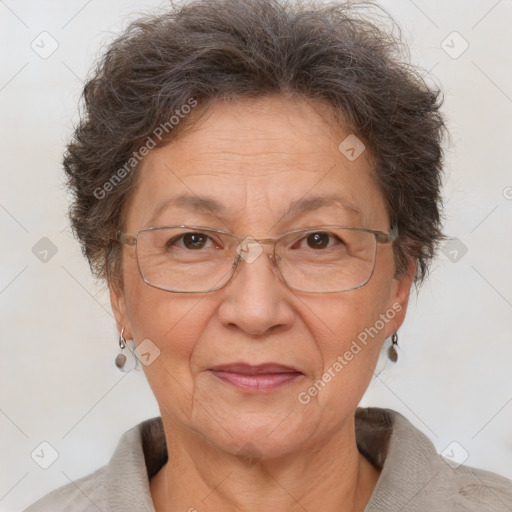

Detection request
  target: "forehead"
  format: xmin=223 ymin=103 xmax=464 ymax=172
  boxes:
xmin=125 ymin=96 xmax=389 ymax=232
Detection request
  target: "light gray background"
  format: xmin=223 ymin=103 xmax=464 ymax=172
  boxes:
xmin=1 ymin=0 xmax=511 ymax=510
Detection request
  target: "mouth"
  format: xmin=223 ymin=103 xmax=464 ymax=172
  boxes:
xmin=208 ymin=363 xmax=304 ymax=392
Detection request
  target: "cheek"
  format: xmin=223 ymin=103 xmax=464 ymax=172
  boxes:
xmin=298 ymin=267 xmax=395 ymax=410
xmin=308 ymin=285 xmax=391 ymax=361
xmin=125 ymin=282 xmax=222 ymax=423
xmin=124 ymin=267 xmax=212 ymax=378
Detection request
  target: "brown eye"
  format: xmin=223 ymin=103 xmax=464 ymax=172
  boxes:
xmin=290 ymin=231 xmax=342 ymax=251
xmin=166 ymin=232 xmax=211 ymax=250
xmin=182 ymin=233 xmax=208 ymax=250
xmin=306 ymin=232 xmax=330 ymax=249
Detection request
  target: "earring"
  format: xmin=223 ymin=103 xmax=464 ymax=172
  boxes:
xmin=388 ymin=332 xmax=398 ymax=362
xmin=114 ymin=328 xmax=128 ymax=370
xmin=114 ymin=328 xmax=140 ymax=371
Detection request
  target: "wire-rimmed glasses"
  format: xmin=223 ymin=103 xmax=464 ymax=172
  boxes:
xmin=116 ymin=224 xmax=397 ymax=293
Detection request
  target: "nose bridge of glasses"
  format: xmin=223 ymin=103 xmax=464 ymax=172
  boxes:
xmin=233 ymin=235 xmax=276 ymax=265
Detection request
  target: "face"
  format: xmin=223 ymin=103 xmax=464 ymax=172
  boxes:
xmin=111 ymin=95 xmax=414 ymax=459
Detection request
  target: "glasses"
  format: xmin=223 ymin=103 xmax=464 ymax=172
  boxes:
xmin=116 ymin=224 xmax=397 ymax=293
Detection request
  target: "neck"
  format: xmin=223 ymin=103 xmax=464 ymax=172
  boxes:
xmin=150 ymin=412 xmax=381 ymax=512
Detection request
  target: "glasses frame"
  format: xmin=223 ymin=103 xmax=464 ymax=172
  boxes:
xmin=116 ymin=224 xmax=398 ymax=294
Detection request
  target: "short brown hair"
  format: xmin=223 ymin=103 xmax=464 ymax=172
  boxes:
xmin=63 ymin=0 xmax=446 ymax=289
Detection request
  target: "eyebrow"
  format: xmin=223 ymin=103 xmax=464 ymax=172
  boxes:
xmin=147 ymin=194 xmax=227 ymax=225
xmin=147 ymin=192 xmax=361 ymax=226
xmin=284 ymin=194 xmax=361 ymax=219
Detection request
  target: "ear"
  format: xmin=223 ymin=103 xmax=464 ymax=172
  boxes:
xmin=383 ymin=259 xmax=416 ymax=339
xmin=109 ymin=282 xmax=134 ymax=339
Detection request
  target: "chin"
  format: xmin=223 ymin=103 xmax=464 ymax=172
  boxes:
xmin=188 ymin=406 xmax=319 ymax=461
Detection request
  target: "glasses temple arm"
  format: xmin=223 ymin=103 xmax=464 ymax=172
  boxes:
xmin=116 ymin=230 xmax=137 ymax=246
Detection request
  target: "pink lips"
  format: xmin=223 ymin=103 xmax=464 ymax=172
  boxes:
xmin=209 ymin=363 xmax=303 ymax=392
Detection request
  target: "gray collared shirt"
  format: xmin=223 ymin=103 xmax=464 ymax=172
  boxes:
xmin=24 ymin=407 xmax=512 ymax=511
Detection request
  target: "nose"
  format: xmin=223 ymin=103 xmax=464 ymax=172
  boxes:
xmin=217 ymin=241 xmax=294 ymax=336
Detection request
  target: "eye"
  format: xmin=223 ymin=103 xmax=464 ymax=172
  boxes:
xmin=292 ymin=231 xmax=342 ymax=250
xmin=305 ymin=232 xmax=330 ymax=250
xmin=167 ymin=232 xmax=216 ymax=250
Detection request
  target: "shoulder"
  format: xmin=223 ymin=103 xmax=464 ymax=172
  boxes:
xmin=358 ymin=407 xmax=512 ymax=511
xmin=23 ymin=467 xmax=108 ymax=512
xmin=23 ymin=417 xmax=164 ymax=512
xmin=440 ymin=460 xmax=512 ymax=511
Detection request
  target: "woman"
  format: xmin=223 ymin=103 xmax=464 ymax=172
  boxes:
xmin=25 ymin=0 xmax=512 ymax=510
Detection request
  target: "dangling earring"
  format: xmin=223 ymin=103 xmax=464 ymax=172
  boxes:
xmin=114 ymin=328 xmax=140 ymax=372
xmin=388 ymin=332 xmax=398 ymax=362
xmin=115 ymin=328 xmax=128 ymax=370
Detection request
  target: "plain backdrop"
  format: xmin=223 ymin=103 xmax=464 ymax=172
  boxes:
xmin=1 ymin=0 xmax=511 ymax=510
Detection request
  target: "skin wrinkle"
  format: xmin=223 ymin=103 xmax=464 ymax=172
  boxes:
xmin=110 ymin=96 xmax=415 ymax=512
xmin=145 ymin=193 xmax=363 ymax=233
xmin=148 ymin=169 xmax=365 ymax=238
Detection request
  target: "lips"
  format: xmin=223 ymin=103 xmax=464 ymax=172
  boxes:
xmin=208 ymin=363 xmax=303 ymax=392
xmin=209 ymin=363 xmax=301 ymax=375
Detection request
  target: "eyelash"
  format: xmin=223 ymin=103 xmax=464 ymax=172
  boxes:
xmin=166 ymin=230 xmax=343 ymax=251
